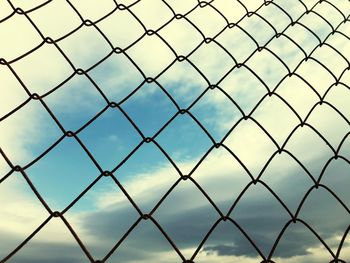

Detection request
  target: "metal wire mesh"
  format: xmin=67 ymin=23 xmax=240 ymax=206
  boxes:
xmin=0 ymin=0 xmax=350 ymax=262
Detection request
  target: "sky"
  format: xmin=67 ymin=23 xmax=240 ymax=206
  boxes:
xmin=0 ymin=0 xmax=350 ymax=262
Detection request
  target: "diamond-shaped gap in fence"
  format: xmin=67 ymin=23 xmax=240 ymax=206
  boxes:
xmin=223 ymin=118 xmax=277 ymax=178
xmin=298 ymin=11 xmax=333 ymax=42
xmin=12 ymin=43 xmax=74 ymax=96
xmin=318 ymin=158 xmax=350 ymax=210
xmin=331 ymin=24 xmax=350 ymax=58
xmin=266 ymin=34 xmax=306 ymax=71
xmin=129 ymin=0 xmax=174 ymax=31
xmin=63 ymin=174 xmax=140 ymax=259
xmin=105 ymin=217 xmax=181 ymax=263
xmin=297 ymin=187 xmax=349 ymax=251
xmin=152 ymin=178 xmax=220 ymax=259
xmin=195 ymin=219 xmax=265 ymax=262
xmin=126 ymin=33 xmax=175 ymax=79
xmin=0 ymin=12 xmax=42 ymax=62
xmin=273 ymin=0 xmax=305 ymax=22
xmin=215 ymin=23 xmax=257 ymax=64
xmin=306 ymin=102 xmax=349 ymax=149
xmin=77 ymin=106 xmax=141 ymax=171
xmin=43 ymin=74 xmax=107 ymax=132
xmin=24 ymin=136 xmax=101 ymax=211
xmin=0 ymin=65 xmax=28 ymax=117
xmin=251 ymin=94 xmax=300 ymax=146
xmin=96 ymin=8 xmax=144 ymax=49
xmin=157 ymin=58 xmax=208 ymax=109
xmin=295 ymin=58 xmax=336 ymax=96
xmin=186 ymin=2 xmax=227 ymax=38
xmin=311 ymin=44 xmax=349 ymax=79
xmin=58 ymin=25 xmax=111 ymax=70
xmin=257 ymin=2 xmax=292 ymax=34
xmin=155 ymin=111 xmax=214 ymax=175
xmin=0 ymin=99 xmax=62 ymax=166
xmin=188 ymin=39 xmax=235 ymax=84
xmin=284 ymin=125 xmax=334 ymax=178
xmin=271 ymin=221 xmax=333 ymax=261
xmin=230 ymin=182 xmax=292 ymax=257
xmin=120 ymin=81 xmax=178 ymax=136
xmin=258 ymin=151 xmax=315 ymax=213
xmin=28 ymin=0 xmax=82 ymax=40
xmin=238 ymin=12 xmax=276 ymax=48
xmin=68 ymin=0 xmax=116 ymax=22
xmin=274 ymin=74 xmax=320 ymax=120
xmin=158 ymin=16 xmax=203 ymax=56
xmin=211 ymin=0 xmax=247 ymax=24
xmin=245 ymin=48 xmax=289 ymax=90
xmin=190 ymin=87 xmax=243 ymax=143
xmin=217 ymin=64 xmax=267 ymax=115
xmin=0 ymin=171 xmax=49 ymax=260
xmin=114 ymin=141 xmax=180 ymax=213
xmin=313 ymin=1 xmax=345 ymax=29
xmin=6 ymin=215 xmax=88 ymax=263
xmin=327 ymin=50 xmax=350 ymax=81
xmin=190 ymin=146 xmax=251 ymax=213
xmin=283 ymin=22 xmax=320 ymax=56
xmin=88 ymin=52 xmax=144 ymax=103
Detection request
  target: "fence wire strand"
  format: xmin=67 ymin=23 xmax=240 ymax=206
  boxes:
xmin=0 ymin=0 xmax=350 ymax=262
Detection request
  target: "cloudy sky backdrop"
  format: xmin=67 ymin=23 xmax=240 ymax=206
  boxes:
xmin=0 ymin=0 xmax=350 ymax=262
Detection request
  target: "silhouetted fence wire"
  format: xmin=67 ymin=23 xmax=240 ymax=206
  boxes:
xmin=0 ymin=0 xmax=350 ymax=262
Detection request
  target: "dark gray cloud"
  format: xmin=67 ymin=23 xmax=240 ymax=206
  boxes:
xmin=2 ymin=156 xmax=349 ymax=263
xmin=77 ymin=156 xmax=349 ymax=262
xmin=10 ymin=258 xmax=82 ymax=263
xmin=6 ymin=241 xmax=86 ymax=263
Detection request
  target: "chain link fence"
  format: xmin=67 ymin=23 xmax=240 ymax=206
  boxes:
xmin=0 ymin=0 xmax=350 ymax=262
